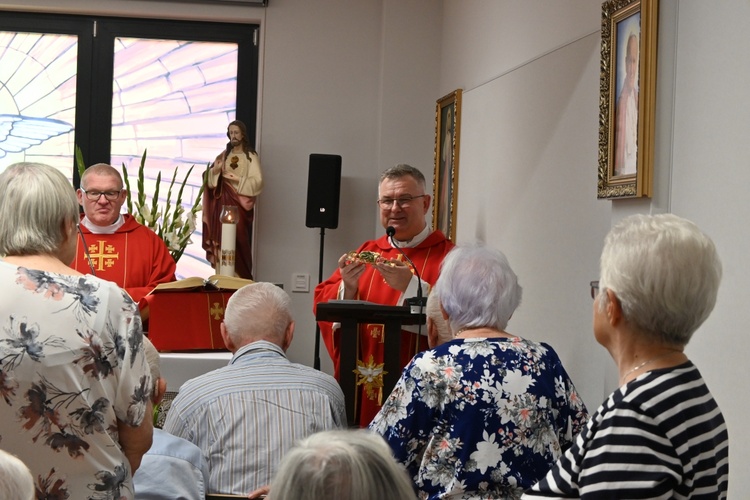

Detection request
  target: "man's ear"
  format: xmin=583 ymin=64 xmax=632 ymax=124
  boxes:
xmin=422 ymin=194 xmax=431 ymax=214
xmin=281 ymin=321 xmax=295 ymax=351
xmin=76 ymin=189 xmax=85 ymax=206
xmin=220 ymin=322 xmax=236 ymax=352
xmin=439 ymin=303 xmax=449 ymax=321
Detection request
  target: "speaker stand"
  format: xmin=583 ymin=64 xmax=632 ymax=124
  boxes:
xmin=313 ymin=226 xmax=326 ymax=370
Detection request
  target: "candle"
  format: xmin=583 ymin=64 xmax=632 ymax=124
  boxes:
xmin=219 ymin=205 xmax=239 ymax=276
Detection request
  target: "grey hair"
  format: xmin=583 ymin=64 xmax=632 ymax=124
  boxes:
xmin=434 ymin=245 xmax=522 ymax=333
xmin=598 ymin=213 xmax=722 ymax=346
xmin=269 ymin=429 xmax=416 ymax=500
xmin=426 ymin=288 xmax=452 ymax=345
xmin=80 ymin=163 xmax=124 ymax=190
xmin=0 ymin=162 xmax=79 ymax=256
xmin=0 ymin=449 xmax=34 ymax=500
xmin=379 ymin=164 xmax=426 ymax=192
xmin=223 ymin=282 xmax=292 ymax=346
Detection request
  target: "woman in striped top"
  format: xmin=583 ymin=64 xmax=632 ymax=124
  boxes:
xmin=525 ymin=213 xmax=728 ymax=499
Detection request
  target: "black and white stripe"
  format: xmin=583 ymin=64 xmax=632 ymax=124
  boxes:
xmin=525 ymin=361 xmax=728 ymax=499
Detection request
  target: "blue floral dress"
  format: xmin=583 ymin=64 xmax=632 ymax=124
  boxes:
xmin=370 ymin=336 xmax=588 ymax=499
xmin=0 ymin=262 xmax=151 ymax=500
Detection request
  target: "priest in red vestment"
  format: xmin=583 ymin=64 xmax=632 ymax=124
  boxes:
xmin=314 ymin=164 xmax=455 ymax=426
xmin=71 ymin=163 xmax=176 ymax=318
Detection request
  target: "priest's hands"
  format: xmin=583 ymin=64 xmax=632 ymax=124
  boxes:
xmin=338 ymin=254 xmax=412 ymax=297
xmin=338 ymin=253 xmax=366 ymax=299
xmin=374 ymin=259 xmax=412 ymax=293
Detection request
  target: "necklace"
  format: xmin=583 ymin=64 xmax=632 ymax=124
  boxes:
xmin=621 ymin=349 xmax=682 ymax=382
xmin=454 ymin=327 xmax=507 ymax=339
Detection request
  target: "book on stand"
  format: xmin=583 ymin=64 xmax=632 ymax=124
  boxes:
xmin=149 ymin=275 xmax=254 ymax=293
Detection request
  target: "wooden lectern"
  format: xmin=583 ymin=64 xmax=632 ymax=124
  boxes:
xmin=315 ymin=301 xmax=425 ymax=427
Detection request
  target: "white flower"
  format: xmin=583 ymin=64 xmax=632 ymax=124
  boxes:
xmin=413 ymin=350 xmax=439 ymax=375
xmin=117 ymin=151 xmax=205 ymax=262
xmin=470 ymin=430 xmax=501 ymax=474
xmin=502 ymin=368 xmax=535 ymax=396
xmin=187 ymin=212 xmax=197 ymax=231
xmin=138 ymin=204 xmax=152 ymax=224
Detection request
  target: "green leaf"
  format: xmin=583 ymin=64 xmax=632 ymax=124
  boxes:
xmin=74 ymin=145 xmax=86 ymax=180
xmin=119 ymin=150 xmax=203 ymax=263
xmin=121 ymin=163 xmax=134 ymax=217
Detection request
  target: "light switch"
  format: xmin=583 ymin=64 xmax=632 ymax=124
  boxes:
xmin=291 ymin=273 xmax=310 ymax=293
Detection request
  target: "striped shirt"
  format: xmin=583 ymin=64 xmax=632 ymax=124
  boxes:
xmin=524 ymin=361 xmax=728 ymax=499
xmin=162 ymin=340 xmax=346 ymax=495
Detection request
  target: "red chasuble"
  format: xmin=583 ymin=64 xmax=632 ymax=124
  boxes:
xmin=314 ymin=230 xmax=454 ymax=426
xmin=71 ymin=215 xmax=176 ymax=309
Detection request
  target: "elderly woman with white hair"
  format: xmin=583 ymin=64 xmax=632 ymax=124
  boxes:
xmin=525 ymin=214 xmax=728 ymax=498
xmin=370 ymin=244 xmax=588 ymax=499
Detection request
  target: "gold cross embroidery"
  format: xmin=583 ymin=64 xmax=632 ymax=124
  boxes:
xmin=87 ymin=241 xmax=120 ymax=271
xmin=210 ymin=302 xmax=224 ymax=320
xmin=369 ymin=324 xmax=384 ymax=343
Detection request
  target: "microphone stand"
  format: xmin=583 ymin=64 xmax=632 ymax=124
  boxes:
xmin=386 ymin=227 xmax=425 ymax=339
xmin=313 ymin=226 xmax=325 ymax=371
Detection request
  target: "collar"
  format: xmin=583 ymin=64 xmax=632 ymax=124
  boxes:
xmin=390 ymin=224 xmax=430 ymax=249
xmin=81 ymin=214 xmax=125 ymax=234
xmin=229 ymin=340 xmax=286 ymax=365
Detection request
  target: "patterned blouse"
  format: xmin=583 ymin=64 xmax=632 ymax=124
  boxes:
xmin=370 ymin=336 xmax=588 ymax=499
xmin=0 ymin=261 xmax=151 ymax=500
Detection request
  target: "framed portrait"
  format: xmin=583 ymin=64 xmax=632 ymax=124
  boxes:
xmin=433 ymin=89 xmax=462 ymax=241
xmin=597 ymin=0 xmax=658 ymax=199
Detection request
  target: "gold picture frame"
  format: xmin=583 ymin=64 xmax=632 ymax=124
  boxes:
xmin=433 ymin=89 xmax=462 ymax=240
xmin=598 ymin=0 xmax=658 ymax=199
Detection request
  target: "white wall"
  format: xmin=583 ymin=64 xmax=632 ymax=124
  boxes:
xmin=441 ymin=0 xmax=749 ymax=495
xmin=440 ymin=0 xmax=610 ymax=421
xmin=669 ymin=0 xmax=750 ymax=488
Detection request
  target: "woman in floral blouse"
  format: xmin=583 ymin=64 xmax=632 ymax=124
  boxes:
xmin=370 ymin=245 xmax=588 ymax=499
xmin=0 ymin=163 xmax=153 ymax=499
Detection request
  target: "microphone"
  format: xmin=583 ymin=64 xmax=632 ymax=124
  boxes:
xmin=386 ymin=226 xmax=425 ymax=314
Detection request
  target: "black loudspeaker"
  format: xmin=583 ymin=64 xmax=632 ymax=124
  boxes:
xmin=306 ymin=154 xmax=342 ymax=229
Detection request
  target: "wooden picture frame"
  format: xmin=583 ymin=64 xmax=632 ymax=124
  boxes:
xmin=598 ymin=0 xmax=658 ymax=199
xmin=433 ymin=89 xmax=462 ymax=240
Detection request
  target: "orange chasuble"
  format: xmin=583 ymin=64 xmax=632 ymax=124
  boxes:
xmin=314 ymin=230 xmax=454 ymax=426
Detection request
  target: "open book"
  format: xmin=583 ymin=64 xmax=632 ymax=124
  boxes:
xmin=149 ymin=275 xmax=255 ymax=293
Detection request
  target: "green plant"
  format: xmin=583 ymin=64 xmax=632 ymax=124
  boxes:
xmin=75 ymin=146 xmax=204 ymax=262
